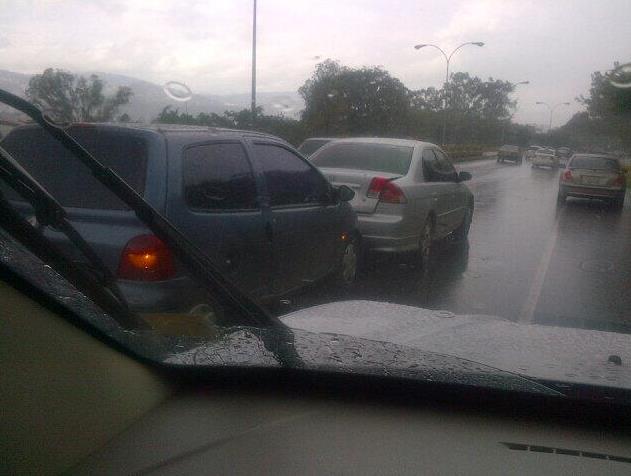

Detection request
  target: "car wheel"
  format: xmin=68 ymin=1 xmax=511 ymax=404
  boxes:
xmin=453 ymin=207 xmax=472 ymax=241
xmin=417 ymin=219 xmax=434 ymax=268
xmin=557 ymin=193 xmax=567 ymax=206
xmin=336 ymin=238 xmax=358 ymax=286
xmin=612 ymin=193 xmax=625 ymax=210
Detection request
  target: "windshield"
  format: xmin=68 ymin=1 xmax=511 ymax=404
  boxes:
xmin=298 ymin=139 xmax=331 ymax=156
xmin=1 ymin=0 xmax=631 ymax=402
xmin=570 ymin=155 xmax=620 ymax=171
xmin=311 ymin=142 xmax=414 ymax=175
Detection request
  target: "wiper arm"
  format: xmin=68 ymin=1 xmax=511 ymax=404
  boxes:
xmin=0 ymin=88 xmax=282 ymax=329
xmin=0 ymin=144 xmax=129 ymax=303
xmin=0 ymin=189 xmax=146 ymax=329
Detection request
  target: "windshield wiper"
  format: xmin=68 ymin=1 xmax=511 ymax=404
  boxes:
xmin=0 ymin=188 xmax=148 ymax=329
xmin=0 ymin=141 xmax=134 ymax=303
xmin=0 ymin=88 xmax=281 ymax=329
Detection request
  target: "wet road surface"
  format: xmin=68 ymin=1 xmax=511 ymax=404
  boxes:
xmin=283 ymin=159 xmax=631 ymax=332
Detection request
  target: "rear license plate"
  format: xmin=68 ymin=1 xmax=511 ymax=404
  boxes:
xmin=583 ymin=176 xmax=600 ymax=185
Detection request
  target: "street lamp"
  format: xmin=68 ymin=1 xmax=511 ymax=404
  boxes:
xmin=501 ymin=81 xmax=529 ymax=143
xmin=413 ymin=41 xmax=485 ymax=145
xmin=251 ymin=0 xmax=257 ymax=124
xmin=536 ymin=101 xmax=570 ymax=131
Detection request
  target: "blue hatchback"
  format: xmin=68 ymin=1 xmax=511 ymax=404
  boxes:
xmin=1 ymin=124 xmax=358 ymax=312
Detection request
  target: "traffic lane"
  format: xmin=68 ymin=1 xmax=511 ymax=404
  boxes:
xmin=532 ymin=195 xmax=631 ymax=332
xmin=284 ymin=159 xmax=562 ymax=320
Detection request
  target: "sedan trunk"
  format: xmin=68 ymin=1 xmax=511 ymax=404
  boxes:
xmin=319 ymin=167 xmax=401 ymax=214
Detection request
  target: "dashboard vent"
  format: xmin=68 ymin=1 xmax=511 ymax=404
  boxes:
xmin=500 ymin=442 xmax=631 ymax=464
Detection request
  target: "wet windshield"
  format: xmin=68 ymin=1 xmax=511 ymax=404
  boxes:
xmin=1 ymin=0 xmax=631 ymax=399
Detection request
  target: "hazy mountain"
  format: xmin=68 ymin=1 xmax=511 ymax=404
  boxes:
xmin=0 ymin=69 xmax=304 ymax=121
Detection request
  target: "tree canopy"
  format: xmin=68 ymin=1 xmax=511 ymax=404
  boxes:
xmin=26 ymin=68 xmax=133 ymax=123
xmin=299 ymin=60 xmax=410 ymax=136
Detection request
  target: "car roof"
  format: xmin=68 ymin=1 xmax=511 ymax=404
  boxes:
xmin=302 ymin=137 xmax=337 ymax=141
xmin=6 ymin=122 xmax=287 ymax=144
xmin=324 ymin=137 xmax=432 ymax=148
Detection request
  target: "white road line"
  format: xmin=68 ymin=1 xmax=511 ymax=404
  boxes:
xmin=518 ymin=215 xmax=560 ymax=323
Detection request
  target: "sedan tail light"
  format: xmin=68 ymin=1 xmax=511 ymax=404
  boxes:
xmin=367 ymin=177 xmax=407 ymax=204
xmin=561 ymin=170 xmax=573 ymax=182
xmin=118 ymin=234 xmax=176 ymax=281
xmin=612 ymin=174 xmax=625 ymax=187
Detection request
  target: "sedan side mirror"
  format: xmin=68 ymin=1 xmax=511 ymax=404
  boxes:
xmin=457 ymin=171 xmax=472 ymax=182
xmin=336 ymin=185 xmax=355 ymax=202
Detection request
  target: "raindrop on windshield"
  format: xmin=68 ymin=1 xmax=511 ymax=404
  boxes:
xmin=163 ymin=81 xmax=193 ymax=101
xmin=609 ymin=63 xmax=631 ymax=89
xmin=271 ymin=96 xmax=295 ymax=113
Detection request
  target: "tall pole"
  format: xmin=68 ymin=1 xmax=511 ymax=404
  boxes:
xmin=536 ymin=101 xmax=569 ymax=132
xmin=251 ymin=0 xmax=257 ymax=124
xmin=442 ymin=59 xmax=450 ymax=146
xmin=414 ymin=42 xmax=484 ymax=146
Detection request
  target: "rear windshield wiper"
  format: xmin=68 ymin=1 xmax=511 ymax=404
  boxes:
xmin=0 ymin=88 xmax=281 ymax=329
xmin=0 ymin=149 xmax=145 ymax=329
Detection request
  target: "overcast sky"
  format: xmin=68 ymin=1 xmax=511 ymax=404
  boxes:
xmin=1 ymin=0 xmax=629 ymax=126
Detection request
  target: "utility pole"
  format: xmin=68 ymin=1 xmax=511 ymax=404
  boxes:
xmin=251 ymin=0 xmax=257 ymax=124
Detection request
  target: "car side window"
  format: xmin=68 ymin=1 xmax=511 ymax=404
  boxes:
xmin=253 ymin=143 xmax=331 ymax=207
xmin=421 ymin=148 xmax=437 ymax=181
xmin=434 ymin=149 xmax=457 ymax=177
xmin=183 ymin=142 xmax=258 ymax=211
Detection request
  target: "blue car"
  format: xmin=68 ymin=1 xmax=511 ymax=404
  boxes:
xmin=1 ymin=124 xmax=358 ymax=312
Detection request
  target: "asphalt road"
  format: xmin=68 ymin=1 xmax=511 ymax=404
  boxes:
xmin=282 ymin=158 xmax=631 ymax=333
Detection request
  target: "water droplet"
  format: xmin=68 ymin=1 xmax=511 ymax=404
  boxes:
xmin=609 ymin=63 xmax=631 ymax=89
xmin=163 ymin=81 xmax=193 ymax=102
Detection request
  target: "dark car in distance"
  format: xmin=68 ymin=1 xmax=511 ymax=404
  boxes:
xmin=497 ymin=145 xmax=522 ymax=164
xmin=0 ymin=124 xmax=359 ymax=312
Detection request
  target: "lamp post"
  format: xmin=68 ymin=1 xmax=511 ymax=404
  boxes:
xmin=536 ymin=101 xmax=570 ymax=131
xmin=413 ymin=41 xmax=484 ymax=145
xmin=251 ymin=0 xmax=257 ymax=124
xmin=500 ymin=81 xmax=529 ymax=143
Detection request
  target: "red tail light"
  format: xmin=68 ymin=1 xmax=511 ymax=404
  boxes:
xmin=117 ymin=234 xmax=175 ymax=281
xmin=367 ymin=177 xmax=407 ymax=204
xmin=612 ymin=174 xmax=625 ymax=187
xmin=561 ymin=170 xmax=573 ymax=182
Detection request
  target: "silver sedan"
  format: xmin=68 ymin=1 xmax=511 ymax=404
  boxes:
xmin=309 ymin=138 xmax=474 ymax=265
xmin=558 ymin=154 xmax=626 ymax=208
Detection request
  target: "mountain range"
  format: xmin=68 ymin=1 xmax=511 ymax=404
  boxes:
xmin=0 ymin=69 xmax=304 ymax=121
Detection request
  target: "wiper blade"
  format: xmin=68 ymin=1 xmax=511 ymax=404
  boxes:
xmin=0 ymin=144 xmax=128 ymax=304
xmin=0 ymin=190 xmax=146 ymax=329
xmin=0 ymin=88 xmax=281 ymax=329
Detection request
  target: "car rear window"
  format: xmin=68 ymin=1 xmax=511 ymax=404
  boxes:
xmin=570 ymin=156 xmax=619 ymax=171
xmin=311 ymin=142 xmax=413 ymax=175
xmin=298 ymin=139 xmax=331 ymax=156
xmin=0 ymin=126 xmax=148 ymax=210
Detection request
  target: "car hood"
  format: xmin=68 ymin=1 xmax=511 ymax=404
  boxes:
xmin=280 ymin=300 xmax=631 ymax=392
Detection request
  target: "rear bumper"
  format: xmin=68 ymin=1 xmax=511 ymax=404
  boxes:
xmin=118 ymin=276 xmax=210 ymax=313
xmin=560 ymin=184 xmax=625 ymax=199
xmin=357 ymin=213 xmax=419 ymax=254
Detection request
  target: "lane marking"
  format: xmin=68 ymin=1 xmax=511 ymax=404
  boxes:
xmin=518 ymin=216 xmax=560 ymax=324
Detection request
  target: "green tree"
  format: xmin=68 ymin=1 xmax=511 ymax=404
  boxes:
xmin=26 ymin=68 xmax=133 ymax=123
xmin=299 ymin=59 xmax=410 ymax=136
xmin=551 ymin=62 xmax=631 ymax=152
xmin=154 ymin=106 xmax=307 ymax=147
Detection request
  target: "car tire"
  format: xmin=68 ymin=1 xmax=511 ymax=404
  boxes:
xmin=453 ymin=207 xmax=472 ymax=241
xmin=612 ymin=193 xmax=625 ymax=210
xmin=557 ymin=193 xmax=567 ymax=206
xmin=335 ymin=237 xmax=358 ymax=286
